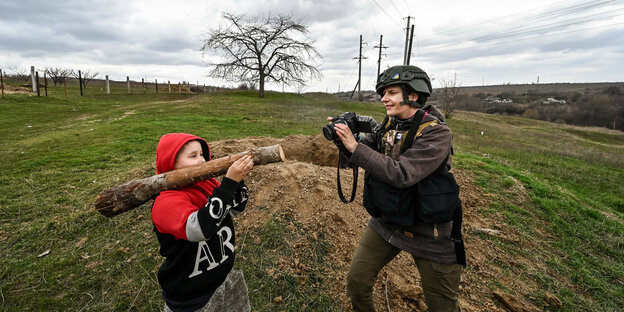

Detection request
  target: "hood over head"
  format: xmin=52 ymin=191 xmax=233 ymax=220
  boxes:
xmin=156 ymin=133 xmax=211 ymax=174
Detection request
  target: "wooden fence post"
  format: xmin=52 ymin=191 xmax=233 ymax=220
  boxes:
xmin=178 ymin=82 xmax=181 ymax=94
xmin=31 ymin=66 xmax=37 ymax=93
xmin=1 ymin=68 xmax=5 ymax=99
xmin=64 ymin=77 xmax=67 ymax=97
xmin=44 ymin=72 xmax=48 ymax=96
xmin=36 ymin=71 xmax=40 ymax=97
xmin=168 ymin=80 xmax=171 ymax=93
xmin=127 ymin=76 xmax=130 ymax=94
xmin=106 ymin=75 xmax=110 ymax=94
xmin=78 ymin=70 xmax=83 ymax=96
xmin=155 ymin=79 xmax=158 ymax=94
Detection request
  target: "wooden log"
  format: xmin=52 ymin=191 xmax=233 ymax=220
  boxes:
xmin=94 ymin=144 xmax=285 ymax=217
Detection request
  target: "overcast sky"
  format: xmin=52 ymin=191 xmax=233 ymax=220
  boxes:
xmin=1 ymin=0 xmax=623 ymax=93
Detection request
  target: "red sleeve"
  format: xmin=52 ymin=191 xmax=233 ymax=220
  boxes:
xmin=152 ymin=191 xmax=196 ymax=240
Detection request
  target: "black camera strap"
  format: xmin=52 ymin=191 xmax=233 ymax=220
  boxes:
xmin=336 ymin=149 xmax=358 ymax=203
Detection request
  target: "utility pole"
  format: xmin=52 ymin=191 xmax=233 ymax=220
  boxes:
xmin=374 ymin=35 xmax=388 ymax=78
xmin=353 ymin=35 xmax=367 ymax=101
xmin=536 ymin=75 xmax=540 ymax=91
xmin=406 ymin=24 xmax=415 ymax=65
xmin=403 ymin=16 xmax=412 ymax=65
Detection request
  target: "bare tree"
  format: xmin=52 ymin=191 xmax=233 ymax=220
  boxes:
xmin=201 ymin=12 xmax=322 ymax=98
xmin=11 ymin=67 xmax=30 ymax=84
xmin=44 ymin=67 xmax=74 ymax=86
xmin=440 ymin=73 xmax=461 ymax=119
xmin=75 ymin=70 xmax=99 ymax=89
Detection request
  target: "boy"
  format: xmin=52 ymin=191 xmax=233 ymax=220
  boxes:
xmin=152 ymin=133 xmax=254 ymax=312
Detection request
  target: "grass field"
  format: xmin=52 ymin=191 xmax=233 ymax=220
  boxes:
xmin=0 ymin=82 xmax=622 ymax=311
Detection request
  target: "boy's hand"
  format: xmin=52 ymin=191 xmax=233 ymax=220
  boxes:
xmin=225 ymin=155 xmax=254 ymax=182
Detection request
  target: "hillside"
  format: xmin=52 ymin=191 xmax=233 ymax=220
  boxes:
xmin=0 ymin=86 xmax=622 ymax=311
xmin=334 ymin=82 xmax=623 ymax=100
xmin=334 ymin=82 xmax=624 ymax=131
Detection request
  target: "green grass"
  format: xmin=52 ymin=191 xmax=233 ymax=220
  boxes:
xmin=0 ymin=84 xmax=381 ymax=311
xmin=238 ymin=210 xmax=337 ymax=311
xmin=449 ymin=113 xmax=623 ymax=311
xmin=0 ymin=82 xmax=622 ymax=311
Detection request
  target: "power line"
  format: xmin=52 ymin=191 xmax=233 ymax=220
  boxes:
xmin=418 ymin=21 xmax=624 ymax=57
xmin=342 ymin=62 xmax=360 ymax=90
xmin=422 ymin=11 xmax=622 ymax=53
xmin=369 ymin=0 xmax=403 ymax=28
xmin=401 ymin=0 xmax=412 ymax=14
xmin=418 ymin=0 xmax=613 ymax=40
xmin=386 ymin=0 xmax=404 ymax=20
xmin=393 ymin=0 xmax=621 ymax=58
xmin=472 ymin=9 xmax=624 ymax=42
xmin=364 ymin=67 xmax=378 ymax=91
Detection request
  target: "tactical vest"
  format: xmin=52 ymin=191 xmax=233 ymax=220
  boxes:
xmin=362 ymin=108 xmax=466 ymax=266
xmin=362 ymin=109 xmax=461 ymax=225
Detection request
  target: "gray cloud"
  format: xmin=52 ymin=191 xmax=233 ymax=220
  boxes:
xmin=1 ymin=0 xmax=622 ymax=90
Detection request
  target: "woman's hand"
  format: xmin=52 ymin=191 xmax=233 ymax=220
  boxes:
xmin=225 ymin=155 xmax=254 ymax=182
xmin=334 ymin=123 xmax=358 ymax=153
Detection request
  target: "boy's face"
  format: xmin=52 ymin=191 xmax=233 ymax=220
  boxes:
xmin=174 ymin=140 xmax=205 ymax=170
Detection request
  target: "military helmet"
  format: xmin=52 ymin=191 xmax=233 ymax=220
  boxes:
xmin=375 ymin=65 xmax=432 ymax=97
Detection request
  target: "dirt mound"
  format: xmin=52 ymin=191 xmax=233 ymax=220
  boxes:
xmin=209 ymin=134 xmax=338 ymax=167
xmin=1 ymin=84 xmax=31 ymax=94
xmin=209 ymin=135 xmax=548 ymax=311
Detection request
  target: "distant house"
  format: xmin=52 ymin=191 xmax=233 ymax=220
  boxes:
xmin=483 ymin=96 xmax=512 ymax=103
xmin=542 ymin=97 xmax=566 ymax=104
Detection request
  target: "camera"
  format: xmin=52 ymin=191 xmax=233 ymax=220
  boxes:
xmin=323 ymin=112 xmax=374 ymax=141
xmin=322 ymin=112 xmax=377 ymax=203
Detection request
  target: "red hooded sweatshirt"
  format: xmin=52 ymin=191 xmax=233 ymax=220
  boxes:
xmin=151 ymin=133 xmax=248 ymax=311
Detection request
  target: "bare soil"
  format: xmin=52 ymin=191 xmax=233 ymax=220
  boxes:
xmin=1 ymin=84 xmax=31 ymax=94
xmin=209 ymin=135 xmax=556 ymax=311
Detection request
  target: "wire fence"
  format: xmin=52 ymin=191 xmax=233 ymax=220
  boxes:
xmin=0 ymin=66 xmax=225 ymax=99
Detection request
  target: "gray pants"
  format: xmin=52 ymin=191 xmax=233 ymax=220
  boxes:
xmin=163 ymin=269 xmax=250 ymax=312
xmin=346 ymin=226 xmax=463 ymax=312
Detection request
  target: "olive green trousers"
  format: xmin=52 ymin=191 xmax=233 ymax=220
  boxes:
xmin=346 ymin=226 xmax=463 ymax=312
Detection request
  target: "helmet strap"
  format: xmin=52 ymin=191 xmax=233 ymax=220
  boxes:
xmin=399 ymin=85 xmax=419 ymax=107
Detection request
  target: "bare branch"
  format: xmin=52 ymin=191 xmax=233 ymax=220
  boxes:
xmin=201 ymin=12 xmax=322 ymax=97
xmin=74 ymin=70 xmax=99 ymax=89
xmin=44 ymin=67 xmax=74 ymax=87
xmin=11 ymin=67 xmax=30 ymax=83
xmin=440 ymin=73 xmax=461 ymax=119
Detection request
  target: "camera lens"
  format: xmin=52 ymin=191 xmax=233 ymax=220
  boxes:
xmin=322 ymin=124 xmax=335 ymax=140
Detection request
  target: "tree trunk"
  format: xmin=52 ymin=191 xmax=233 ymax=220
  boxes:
xmin=95 ymin=144 xmax=285 ymax=217
xmin=259 ymin=72 xmax=265 ymax=98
